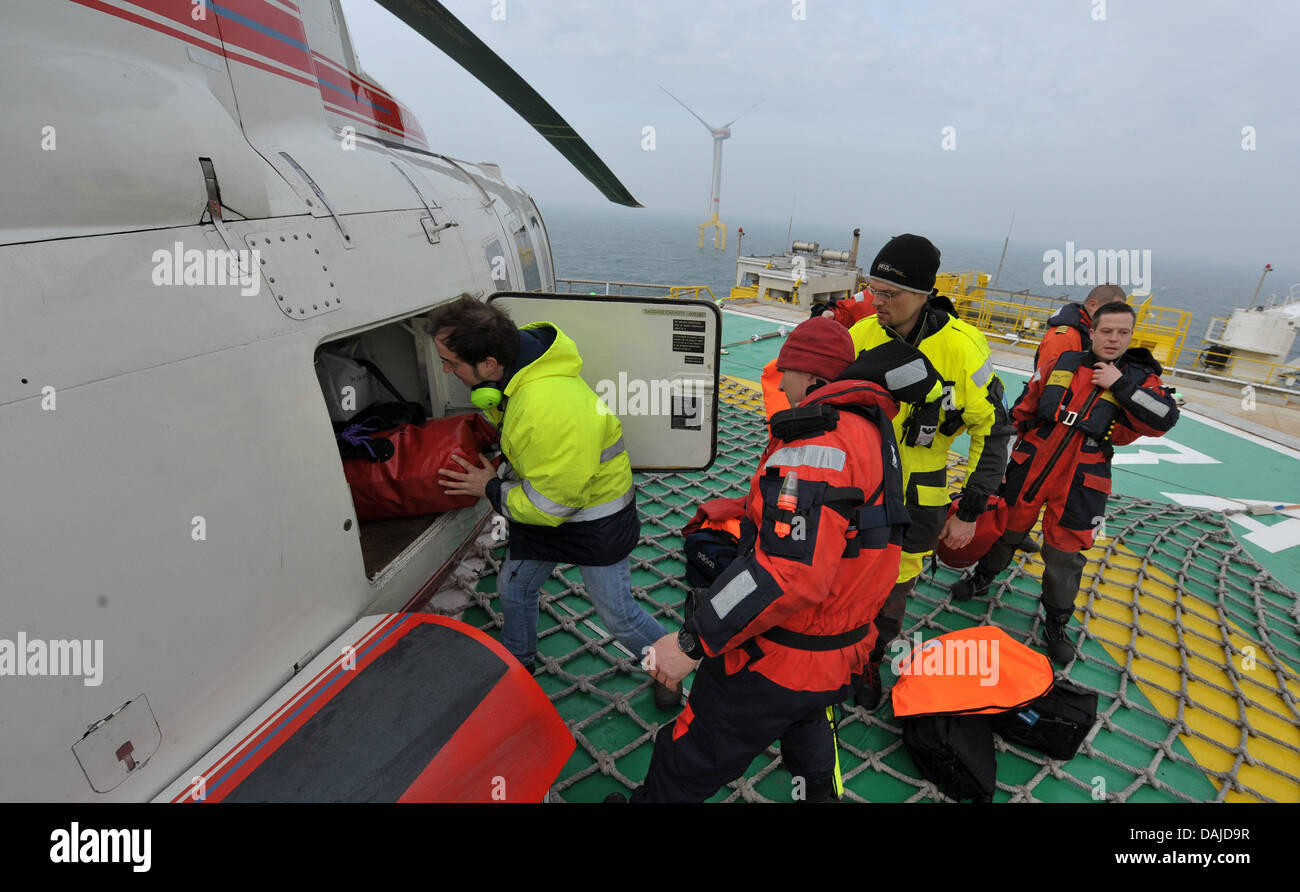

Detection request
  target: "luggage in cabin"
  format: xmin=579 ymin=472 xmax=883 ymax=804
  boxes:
xmin=334 ymin=402 xmax=429 ymax=464
xmin=989 ymin=677 xmax=1099 ymax=760
xmin=317 ymin=342 xmax=425 ymax=425
xmin=344 ymin=413 xmax=500 ymax=521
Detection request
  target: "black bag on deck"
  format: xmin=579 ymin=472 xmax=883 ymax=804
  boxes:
xmin=989 ymin=677 xmax=1098 ymax=760
xmin=901 ymin=714 xmax=996 ymax=803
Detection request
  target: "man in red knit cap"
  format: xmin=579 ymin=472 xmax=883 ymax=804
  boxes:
xmin=624 ymin=317 xmax=911 ymax=802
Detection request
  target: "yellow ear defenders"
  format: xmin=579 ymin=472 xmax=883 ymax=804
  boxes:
xmin=470 ymin=382 xmax=504 ymax=410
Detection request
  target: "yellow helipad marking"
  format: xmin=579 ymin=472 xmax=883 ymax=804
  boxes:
xmin=720 ymin=375 xmax=766 ymax=413
xmin=1021 ymin=539 xmax=1300 ymax=802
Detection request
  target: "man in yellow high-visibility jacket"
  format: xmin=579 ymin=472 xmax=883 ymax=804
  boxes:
xmin=846 ymin=235 xmax=1015 ymax=709
xmin=433 ymin=295 xmax=679 ymax=709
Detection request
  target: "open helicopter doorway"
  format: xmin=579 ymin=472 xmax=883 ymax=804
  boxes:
xmin=315 ymin=308 xmax=485 ymax=579
xmin=314 ymin=293 xmax=723 ymax=581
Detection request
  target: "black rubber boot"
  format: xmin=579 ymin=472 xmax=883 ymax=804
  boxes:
xmin=653 ymin=680 xmax=682 ymax=710
xmin=853 ymin=661 xmax=883 ymax=710
xmin=950 ymin=564 xmax=996 ymax=601
xmin=950 ymin=528 xmax=1027 ymax=601
xmin=802 ymin=777 xmax=839 ymax=803
xmin=1042 ymin=606 xmax=1076 ymax=664
xmin=1017 ymin=533 xmax=1042 ymax=553
xmin=850 ymin=578 xmax=914 ymax=709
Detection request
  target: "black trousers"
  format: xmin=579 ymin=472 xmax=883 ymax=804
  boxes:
xmin=631 ymin=656 xmax=853 ymax=803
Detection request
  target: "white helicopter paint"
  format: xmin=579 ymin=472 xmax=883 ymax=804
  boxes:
xmin=0 ymin=0 xmax=717 ymax=801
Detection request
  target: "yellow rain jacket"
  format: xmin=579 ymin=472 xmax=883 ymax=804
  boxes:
xmin=849 ymin=297 xmax=1013 ymax=578
xmin=483 ymin=322 xmax=638 ymax=564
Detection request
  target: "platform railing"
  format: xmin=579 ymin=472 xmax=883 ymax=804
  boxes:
xmin=553 ymin=279 xmax=716 ymax=302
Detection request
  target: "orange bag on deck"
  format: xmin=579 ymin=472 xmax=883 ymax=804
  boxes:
xmin=344 ymin=414 xmax=499 ymax=521
xmin=890 ymin=626 xmax=1053 ymax=718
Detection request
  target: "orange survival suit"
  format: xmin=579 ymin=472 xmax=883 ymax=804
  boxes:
xmin=632 ymin=376 xmax=908 ymax=801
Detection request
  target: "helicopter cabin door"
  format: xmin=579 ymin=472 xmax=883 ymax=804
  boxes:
xmin=487 ymin=294 xmax=720 ymax=472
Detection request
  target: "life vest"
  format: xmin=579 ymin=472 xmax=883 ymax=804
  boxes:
xmin=1034 ymin=351 xmax=1123 ymax=442
xmin=849 ymin=299 xmax=996 ymax=459
xmin=890 ymin=626 xmax=1054 ymax=718
xmin=765 ymin=400 xmax=910 ymax=559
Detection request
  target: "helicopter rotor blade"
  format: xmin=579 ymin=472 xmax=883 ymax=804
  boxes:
xmin=374 ymin=0 xmax=640 ymax=207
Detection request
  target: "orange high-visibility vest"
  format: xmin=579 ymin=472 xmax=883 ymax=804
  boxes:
xmin=761 ymin=358 xmax=790 ymax=418
xmin=890 ymin=626 xmax=1053 ymax=717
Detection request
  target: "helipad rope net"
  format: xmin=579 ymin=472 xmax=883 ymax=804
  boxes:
xmin=456 ymin=377 xmax=1300 ymax=803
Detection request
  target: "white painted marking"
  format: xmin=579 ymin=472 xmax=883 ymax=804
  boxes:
xmin=723 ymin=307 xmax=801 ymax=327
xmin=1112 ymin=437 xmax=1219 ymax=465
xmin=1161 ymin=493 xmax=1300 ymax=554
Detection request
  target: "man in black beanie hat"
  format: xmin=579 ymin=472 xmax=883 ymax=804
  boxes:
xmin=844 ymin=234 xmax=1016 ymax=709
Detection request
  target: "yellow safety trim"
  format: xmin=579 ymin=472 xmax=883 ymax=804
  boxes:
xmin=827 ymin=706 xmax=844 ymax=799
xmin=1020 ymin=533 xmax=1300 ymax=803
xmin=1046 ymin=369 xmax=1074 ymax=389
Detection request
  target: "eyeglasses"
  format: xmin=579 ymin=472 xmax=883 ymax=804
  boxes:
xmin=869 ymin=285 xmax=909 ymax=301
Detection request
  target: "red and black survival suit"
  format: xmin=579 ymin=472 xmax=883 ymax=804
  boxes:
xmin=631 ymin=377 xmax=909 ymax=802
xmin=973 ymin=346 xmax=1179 ymax=611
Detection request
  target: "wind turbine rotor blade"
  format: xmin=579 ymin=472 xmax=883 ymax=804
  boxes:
xmin=374 ymin=0 xmax=640 ymax=207
xmin=721 ymin=100 xmax=761 ymax=130
xmin=659 ymin=85 xmax=718 ymax=131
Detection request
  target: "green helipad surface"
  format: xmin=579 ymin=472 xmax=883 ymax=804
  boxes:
xmin=455 ymin=312 xmax=1300 ymax=802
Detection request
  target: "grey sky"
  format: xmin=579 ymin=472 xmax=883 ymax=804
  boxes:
xmin=340 ymin=0 xmax=1297 ymax=267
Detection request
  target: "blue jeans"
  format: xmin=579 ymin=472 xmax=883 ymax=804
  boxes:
xmin=498 ymin=558 xmax=666 ymax=666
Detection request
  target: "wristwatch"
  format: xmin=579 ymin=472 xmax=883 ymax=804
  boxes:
xmin=677 ymin=629 xmax=704 ymax=660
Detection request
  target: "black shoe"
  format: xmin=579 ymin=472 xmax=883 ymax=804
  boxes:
xmin=951 ymin=567 xmax=994 ymax=602
xmin=1018 ymin=533 xmax=1042 ymax=554
xmin=853 ymin=663 xmax=883 ymax=710
xmin=653 ymin=680 xmax=682 ymax=710
xmin=1043 ymin=609 xmax=1076 ymax=665
xmin=603 ymin=791 xmax=628 ymax=803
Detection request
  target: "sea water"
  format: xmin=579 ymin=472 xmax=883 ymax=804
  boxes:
xmin=543 ymin=203 xmax=1298 ymax=362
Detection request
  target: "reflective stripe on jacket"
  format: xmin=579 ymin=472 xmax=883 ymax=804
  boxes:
xmin=692 ymin=379 xmax=906 ymax=693
xmin=848 ymin=302 xmax=1012 ymax=514
xmin=483 ymin=322 xmax=638 ymax=564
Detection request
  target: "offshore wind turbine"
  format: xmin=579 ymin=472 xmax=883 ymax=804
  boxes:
xmin=661 ymin=86 xmax=759 ymax=251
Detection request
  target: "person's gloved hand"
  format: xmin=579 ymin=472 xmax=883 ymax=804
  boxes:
xmin=810 ymin=297 xmax=840 ymax=318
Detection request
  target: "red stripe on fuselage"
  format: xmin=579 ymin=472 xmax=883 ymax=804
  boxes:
xmin=66 ymin=0 xmax=424 ymax=144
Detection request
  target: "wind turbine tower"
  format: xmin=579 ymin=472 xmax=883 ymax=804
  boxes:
xmin=662 ymin=87 xmax=757 ymax=251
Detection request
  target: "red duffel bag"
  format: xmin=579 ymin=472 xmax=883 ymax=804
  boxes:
xmin=934 ymin=494 xmax=1009 ymax=569
xmin=344 ymin=413 xmax=499 ymax=521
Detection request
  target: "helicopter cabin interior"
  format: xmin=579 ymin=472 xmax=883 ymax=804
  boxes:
xmin=315 ymin=307 xmax=484 ymax=579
